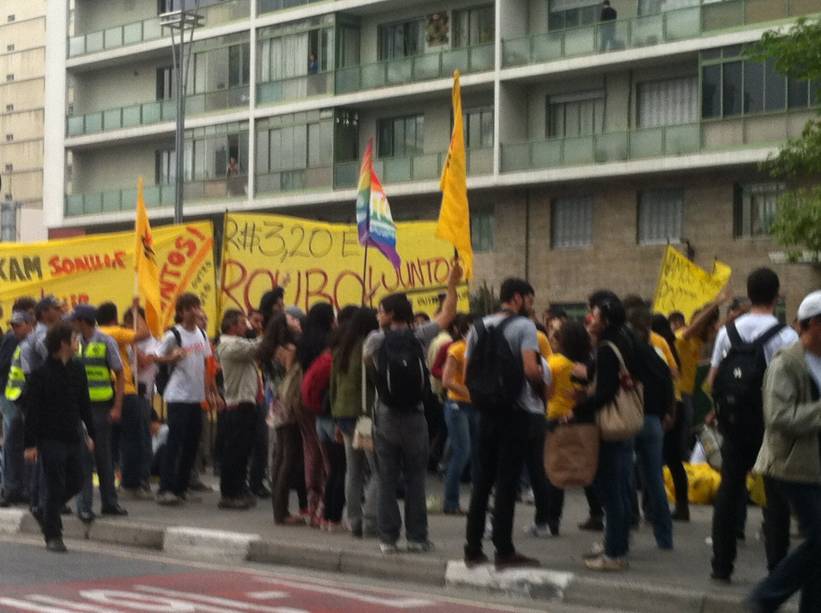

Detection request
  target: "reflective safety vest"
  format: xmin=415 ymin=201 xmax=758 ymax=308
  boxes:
xmin=78 ymin=339 xmax=114 ymax=403
xmin=4 ymin=346 xmax=25 ymax=402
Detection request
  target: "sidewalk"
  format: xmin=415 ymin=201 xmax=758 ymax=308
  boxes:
xmin=0 ymin=477 xmax=792 ymax=613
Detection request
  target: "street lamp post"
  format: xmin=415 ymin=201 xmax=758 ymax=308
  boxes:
xmin=160 ymin=1 xmax=203 ymax=225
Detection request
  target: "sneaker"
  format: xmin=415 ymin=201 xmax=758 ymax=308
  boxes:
xmin=495 ymin=551 xmax=540 ymax=571
xmin=584 ymin=554 xmax=627 ymax=572
xmin=101 ymin=504 xmax=128 ymax=517
xmin=218 ymin=497 xmax=251 ymax=510
xmin=188 ymin=479 xmax=212 ymax=493
xmin=121 ymin=487 xmax=154 ymax=501
xmin=78 ymin=510 xmax=96 ymax=524
xmin=578 ymin=516 xmax=604 ymax=532
xmin=46 ymin=538 xmax=68 ymax=553
xmin=524 ymin=523 xmax=551 ymax=538
xmin=464 ymin=551 xmax=490 ymax=568
xmin=156 ymin=491 xmax=183 ymax=506
xmin=379 ymin=541 xmax=399 ymax=554
xmin=582 ymin=542 xmax=605 ymax=560
xmin=406 ymin=540 xmax=435 ymax=553
xmin=251 ymin=484 xmax=271 ymax=499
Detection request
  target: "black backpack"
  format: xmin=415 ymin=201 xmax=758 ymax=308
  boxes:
xmin=155 ymin=326 xmax=208 ymax=396
xmin=713 ymin=322 xmax=785 ymax=433
xmin=635 ymin=340 xmax=675 ymax=418
xmin=375 ymin=329 xmax=429 ymax=411
xmin=465 ymin=315 xmax=524 ymax=413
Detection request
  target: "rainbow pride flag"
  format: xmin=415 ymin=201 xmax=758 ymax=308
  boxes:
xmin=356 ymin=139 xmax=401 ymax=270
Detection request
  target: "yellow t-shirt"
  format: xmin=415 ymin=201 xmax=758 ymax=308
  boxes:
xmin=650 ymin=332 xmax=676 ymax=371
xmin=675 ymin=330 xmax=703 ymax=396
xmin=99 ymin=325 xmax=137 ymax=395
xmin=537 ymin=330 xmax=553 ymax=360
xmin=547 ymin=353 xmax=580 ymax=420
xmin=446 ymin=340 xmax=471 ymax=404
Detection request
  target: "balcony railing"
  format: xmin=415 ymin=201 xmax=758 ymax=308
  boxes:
xmin=502 ymin=0 xmax=821 ymax=67
xmin=66 ymin=86 xmax=249 ymax=137
xmin=257 ymin=72 xmax=333 ymax=105
xmin=256 ymin=167 xmax=333 ymax=194
xmin=335 ymin=43 xmax=494 ymax=95
xmin=67 ymin=0 xmax=250 ymax=58
xmin=258 ymin=0 xmax=330 ymax=15
xmin=65 ymin=177 xmax=247 ymax=217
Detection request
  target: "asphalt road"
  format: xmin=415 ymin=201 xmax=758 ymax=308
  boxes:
xmin=0 ymin=536 xmax=619 ymax=613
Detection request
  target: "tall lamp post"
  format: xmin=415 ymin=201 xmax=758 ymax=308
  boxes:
xmin=160 ymin=1 xmax=203 ymax=224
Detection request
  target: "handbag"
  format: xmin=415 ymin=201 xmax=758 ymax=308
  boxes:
xmin=352 ymin=361 xmax=374 ymax=451
xmin=544 ymin=422 xmax=600 ymax=488
xmin=596 ymin=341 xmax=644 ymax=442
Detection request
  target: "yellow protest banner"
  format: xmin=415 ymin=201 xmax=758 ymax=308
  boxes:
xmin=653 ymin=246 xmax=731 ymax=321
xmin=0 ymin=222 xmax=218 ymax=336
xmin=221 ymin=213 xmax=469 ymax=315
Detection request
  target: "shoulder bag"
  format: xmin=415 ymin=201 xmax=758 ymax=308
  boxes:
xmin=596 ymin=341 xmax=644 ymax=441
xmin=352 ymin=361 xmax=374 ymax=451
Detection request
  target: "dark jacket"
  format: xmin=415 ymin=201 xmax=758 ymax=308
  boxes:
xmin=0 ymin=330 xmax=18 ymax=390
xmin=23 ymin=356 xmax=96 ymax=448
xmin=575 ymin=326 xmax=638 ymax=420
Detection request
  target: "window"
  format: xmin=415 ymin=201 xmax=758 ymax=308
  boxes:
xmin=638 ymin=0 xmax=699 ymax=16
xmin=4 ymin=134 xmax=12 ymax=142
xmin=193 ymin=42 xmax=250 ymax=94
xmin=378 ymin=19 xmax=424 ymax=60
xmin=377 ymin=115 xmax=424 ymax=158
xmin=453 ymin=5 xmax=494 ymax=48
xmin=156 ymin=66 xmax=175 ymax=100
xmin=4 ymin=164 xmax=12 ymax=172
xmin=5 ymin=104 xmax=13 ymax=112
xmin=5 ymin=74 xmax=13 ymax=82
xmin=548 ymin=0 xmax=599 ymax=31
xmin=552 ymin=195 xmax=593 ymax=248
xmin=6 ymin=44 xmax=14 ymax=52
xmin=638 ymin=189 xmax=683 ymax=244
xmin=471 ymin=207 xmax=495 ymax=252
xmin=547 ymin=91 xmax=605 ymax=138
xmin=734 ymin=183 xmax=783 ymax=238
xmin=637 ymin=77 xmax=698 ymax=128
xmin=7 ymin=14 xmax=14 ymax=23
xmin=155 ymin=149 xmax=175 ymax=184
xmin=464 ymin=107 xmax=494 ymax=149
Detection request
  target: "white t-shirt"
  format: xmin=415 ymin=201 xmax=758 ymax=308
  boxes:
xmin=133 ymin=336 xmax=161 ymax=392
xmin=157 ymin=325 xmax=212 ymax=403
xmin=711 ymin=313 xmax=798 ymax=369
xmin=805 ymin=352 xmax=821 ymax=392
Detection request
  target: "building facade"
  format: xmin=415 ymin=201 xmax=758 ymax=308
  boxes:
xmin=44 ymin=0 xmax=821 ymax=312
xmin=1 ymin=0 xmax=47 ymax=242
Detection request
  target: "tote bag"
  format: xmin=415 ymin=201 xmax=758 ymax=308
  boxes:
xmin=545 ymin=422 xmax=600 ymax=488
xmin=596 ymin=341 xmax=644 ymax=442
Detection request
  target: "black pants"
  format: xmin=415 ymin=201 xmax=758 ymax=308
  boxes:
xmin=160 ymin=402 xmax=203 ymax=497
xmin=466 ymin=409 xmax=529 ymax=557
xmin=272 ymin=423 xmax=302 ymax=523
xmin=663 ymin=402 xmax=689 ymax=514
xmin=523 ymin=413 xmax=553 ymax=526
xmin=711 ymin=427 xmax=762 ymax=578
xmin=248 ymin=403 xmax=269 ymax=491
xmin=39 ymin=439 xmax=84 ymax=541
xmin=219 ymin=403 xmax=257 ymax=498
xmin=763 ymin=475 xmax=791 ymax=572
xmin=322 ymin=440 xmax=347 ymax=523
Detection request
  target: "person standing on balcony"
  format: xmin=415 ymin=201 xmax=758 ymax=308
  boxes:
xmin=599 ymin=0 xmax=618 ymax=52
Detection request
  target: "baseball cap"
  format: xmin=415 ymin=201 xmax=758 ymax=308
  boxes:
xmin=9 ymin=311 xmax=33 ymax=326
xmin=70 ymin=304 xmax=98 ymax=324
xmin=797 ymin=290 xmax=821 ymax=322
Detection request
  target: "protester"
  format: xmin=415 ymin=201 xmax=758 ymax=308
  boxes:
xmin=71 ymin=304 xmax=127 ymax=521
xmin=599 ymin=0 xmax=618 ymax=51
xmin=259 ymin=287 xmax=286 ymax=331
xmin=247 ymin=308 xmax=272 ymax=501
xmin=463 ymin=277 xmax=543 ymax=570
xmin=747 ymin=290 xmax=821 ymax=612
xmin=23 ymin=322 xmax=96 ymax=553
xmin=707 ymin=268 xmax=798 ymax=583
xmin=331 ymin=307 xmax=379 ymax=538
xmin=414 ymin=313 xmax=431 ymax=328
xmin=425 ymin=313 xmax=452 ymax=474
xmin=364 ymin=260 xmax=462 ymax=554
xmin=216 ymin=309 xmax=261 ymax=510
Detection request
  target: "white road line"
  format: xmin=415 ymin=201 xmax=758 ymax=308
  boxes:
xmin=133 ymin=586 xmax=306 ymax=613
xmin=252 ymin=576 xmax=434 ymax=609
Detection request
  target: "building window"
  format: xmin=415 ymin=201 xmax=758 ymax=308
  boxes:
xmin=547 ymin=91 xmax=605 ymax=138
xmin=464 ymin=107 xmax=494 ymax=149
xmin=638 ymin=188 xmax=683 ymax=245
xmin=471 ymin=207 xmax=495 ymax=252
xmin=7 ymin=14 xmax=14 ymax=22
xmin=734 ymin=183 xmax=783 ymax=238
xmin=637 ymin=77 xmax=698 ymax=128
xmin=4 ymin=164 xmax=12 ymax=172
xmin=377 ymin=115 xmax=424 ymax=158
xmin=5 ymin=104 xmax=13 ymax=112
xmin=552 ymin=195 xmax=593 ymax=248
xmin=192 ymin=42 xmax=250 ymax=95
xmin=638 ymin=0 xmax=700 ymax=16
xmin=548 ymin=1 xmax=599 ymax=31
xmin=5 ymin=74 xmax=13 ymax=82
xmin=155 ymin=149 xmax=175 ymax=185
xmin=378 ymin=19 xmax=424 ymax=61
xmin=453 ymin=5 xmax=494 ymax=48
xmin=6 ymin=44 xmax=14 ymax=52
xmin=4 ymin=134 xmax=12 ymax=142
xmin=258 ymin=20 xmax=332 ymax=84
xmin=156 ymin=66 xmax=175 ymax=100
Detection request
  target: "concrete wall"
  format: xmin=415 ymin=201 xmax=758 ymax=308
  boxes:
xmin=0 ymin=109 xmax=43 ymax=141
xmin=72 ymin=58 xmax=162 ymax=114
xmin=1 ymin=17 xmax=45 ymax=51
xmin=72 ymin=143 xmax=159 ymax=193
xmin=74 ymin=0 xmax=158 ymax=34
xmin=0 ymin=0 xmax=47 ymax=23
xmin=0 ymin=79 xmax=43 ymax=111
xmin=0 ymin=48 xmax=45 ymax=80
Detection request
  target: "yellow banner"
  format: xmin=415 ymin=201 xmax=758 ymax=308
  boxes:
xmin=653 ymin=246 xmax=731 ymax=321
xmin=0 ymin=222 xmax=218 ymax=336
xmin=221 ymin=213 xmax=469 ymax=316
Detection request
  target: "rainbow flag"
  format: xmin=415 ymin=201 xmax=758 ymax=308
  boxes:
xmin=356 ymin=139 xmax=401 ymax=270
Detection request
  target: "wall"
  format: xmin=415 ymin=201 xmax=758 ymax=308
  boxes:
xmin=72 ymin=58 xmax=163 ymax=114
xmin=74 ymin=0 xmax=158 ymax=34
xmin=72 ymin=144 xmax=159 ymax=193
xmin=0 ymin=0 xmax=46 ymax=23
xmin=1 ymin=17 xmax=45 ymax=50
xmin=0 ymin=109 xmax=43 ymax=141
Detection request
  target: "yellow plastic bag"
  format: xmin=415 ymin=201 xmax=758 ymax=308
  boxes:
xmin=747 ymin=473 xmax=767 ymax=507
xmin=663 ymin=463 xmax=722 ymax=505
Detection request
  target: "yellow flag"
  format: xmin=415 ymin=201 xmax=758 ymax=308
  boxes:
xmin=436 ymin=70 xmax=473 ymax=280
xmin=711 ymin=259 xmax=732 ymax=285
xmin=134 ymin=177 xmax=162 ymax=337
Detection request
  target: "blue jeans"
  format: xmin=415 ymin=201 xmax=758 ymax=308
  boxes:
xmin=443 ymin=401 xmax=478 ymax=512
xmin=635 ymin=415 xmax=673 ymax=549
xmin=0 ymin=397 xmax=25 ymax=497
xmin=749 ymin=480 xmax=821 ymax=612
xmin=596 ymin=439 xmax=633 ymax=559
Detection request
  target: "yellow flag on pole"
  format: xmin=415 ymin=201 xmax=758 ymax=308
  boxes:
xmin=436 ymin=70 xmax=473 ymax=280
xmin=134 ymin=177 xmax=162 ymax=337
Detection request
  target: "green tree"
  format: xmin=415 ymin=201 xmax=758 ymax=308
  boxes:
xmin=752 ymin=19 xmax=821 ymax=262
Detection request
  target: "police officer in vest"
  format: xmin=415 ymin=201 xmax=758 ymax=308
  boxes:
xmin=70 ymin=304 xmax=128 ymax=520
xmin=0 ymin=309 xmax=35 ymax=507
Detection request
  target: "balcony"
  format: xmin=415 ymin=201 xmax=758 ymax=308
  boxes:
xmin=258 ymin=0 xmax=331 ymax=15
xmin=502 ymin=0 xmax=821 ymax=68
xmin=67 ymin=0 xmax=250 ymax=58
xmin=335 ymin=43 xmax=494 ymax=95
xmin=256 ymin=166 xmax=333 ymax=195
xmin=66 ymin=86 xmax=250 ymax=137
xmin=257 ymin=72 xmax=334 ymax=106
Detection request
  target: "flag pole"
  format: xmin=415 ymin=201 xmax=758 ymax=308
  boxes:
xmin=361 ymin=242 xmax=369 ymax=307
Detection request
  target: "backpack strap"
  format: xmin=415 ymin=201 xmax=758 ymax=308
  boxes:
xmin=726 ymin=322 xmax=743 ymax=348
xmin=170 ymin=326 xmax=182 ymax=347
xmin=753 ymin=323 xmax=786 ymax=348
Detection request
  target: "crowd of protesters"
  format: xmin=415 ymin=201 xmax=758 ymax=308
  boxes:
xmin=0 ymin=264 xmax=819 ymax=611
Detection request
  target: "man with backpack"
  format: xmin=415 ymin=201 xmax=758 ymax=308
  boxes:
xmin=708 ymin=268 xmax=798 ymax=583
xmin=363 ymin=261 xmax=462 ymax=554
xmin=463 ymin=278 xmax=545 ymax=570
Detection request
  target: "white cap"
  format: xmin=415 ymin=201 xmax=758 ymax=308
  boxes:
xmin=797 ymin=290 xmax=821 ymax=322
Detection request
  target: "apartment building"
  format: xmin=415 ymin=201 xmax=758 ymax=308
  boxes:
xmin=1 ymin=0 xmax=47 ymax=241
xmin=44 ymin=0 xmax=821 ymax=311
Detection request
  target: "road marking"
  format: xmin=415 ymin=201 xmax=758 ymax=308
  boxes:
xmin=253 ymin=576 xmax=435 ymax=609
xmin=25 ymin=595 xmax=120 ymax=612
xmin=134 ymin=586 xmax=306 ymax=613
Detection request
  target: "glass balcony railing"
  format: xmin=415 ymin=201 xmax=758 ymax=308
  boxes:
xmin=503 ymin=0 xmax=821 ymax=67
xmin=335 ymin=43 xmax=494 ymax=95
xmin=256 ymin=167 xmax=333 ymax=194
xmin=66 ymin=86 xmax=249 ymax=137
xmin=64 ymin=177 xmax=247 ymax=217
xmin=257 ymin=72 xmax=333 ymax=105
xmin=67 ymin=0 xmax=250 ymax=58
xmin=258 ymin=0 xmax=330 ymax=15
